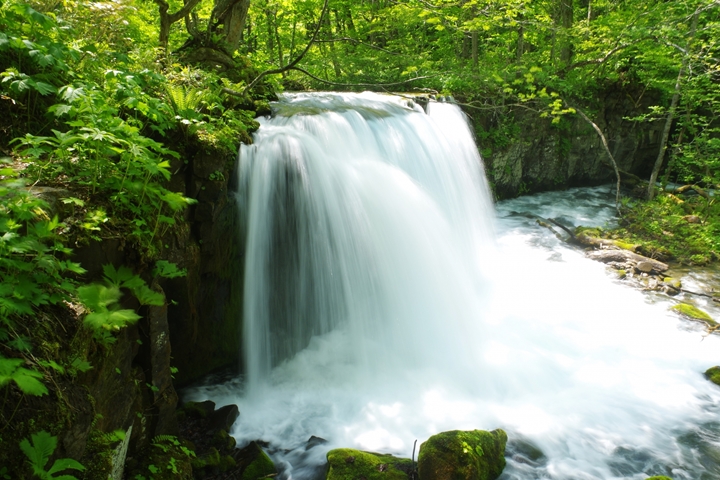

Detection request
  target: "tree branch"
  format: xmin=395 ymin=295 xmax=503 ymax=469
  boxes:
xmin=242 ymin=0 xmax=330 ymax=97
xmin=222 ymin=69 xmax=436 ymax=98
xmin=572 ymin=105 xmax=622 ymax=214
xmin=313 ymin=37 xmax=402 ymax=55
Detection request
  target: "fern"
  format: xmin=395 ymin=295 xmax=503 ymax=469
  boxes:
xmin=166 ymin=84 xmax=204 ymax=117
xmin=19 ymin=430 xmax=85 ymax=480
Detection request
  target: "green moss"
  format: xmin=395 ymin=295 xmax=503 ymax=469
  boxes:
xmin=704 ymin=366 xmax=720 ymax=386
xmin=646 ymin=477 xmax=673 ymax=480
xmin=213 ymin=429 xmax=237 ymax=450
xmin=609 ymin=194 xmax=720 ymax=265
xmin=326 ymin=449 xmax=413 ymax=480
xmin=617 ymin=269 xmax=627 ymax=279
xmin=670 ymin=303 xmax=715 ymax=324
xmin=417 ymin=429 xmax=507 ymax=480
xmin=663 ymin=278 xmax=682 ymax=289
xmin=613 ymin=240 xmax=638 ymax=251
xmin=241 ymin=447 xmax=276 ymax=480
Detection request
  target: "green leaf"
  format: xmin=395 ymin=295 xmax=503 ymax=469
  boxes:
xmin=20 ymin=430 xmax=56 ymax=470
xmin=102 ymin=264 xmax=135 ymax=286
xmin=12 ymin=367 xmax=49 ymax=396
xmin=132 ymin=285 xmax=164 ymax=306
xmin=47 ymin=458 xmax=85 ymax=475
xmin=153 ymin=260 xmax=187 ymax=279
xmin=32 ymin=81 xmax=57 ymax=96
xmin=70 ymin=357 xmax=92 ymax=373
xmin=77 ymin=284 xmax=122 ymax=311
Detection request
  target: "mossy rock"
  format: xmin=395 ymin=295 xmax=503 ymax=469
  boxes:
xmin=670 ymin=303 xmax=716 ymax=324
xmin=663 ymin=277 xmax=682 ymax=289
xmin=417 ymin=429 xmax=507 ymax=480
xmin=646 ymin=476 xmax=673 ymax=480
xmin=705 ymin=366 xmax=720 ymax=386
xmin=126 ymin=441 xmax=194 ymax=480
xmin=237 ymin=441 xmax=276 ymax=480
xmin=326 ymin=448 xmax=413 ymax=480
xmin=183 ymin=400 xmax=216 ymax=419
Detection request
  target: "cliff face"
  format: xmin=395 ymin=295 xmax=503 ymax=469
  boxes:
xmin=474 ymin=86 xmax=664 ymax=199
xmin=0 ymin=136 xmax=246 ymax=479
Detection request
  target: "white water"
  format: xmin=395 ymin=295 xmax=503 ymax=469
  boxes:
xmin=186 ymin=92 xmax=720 ymax=480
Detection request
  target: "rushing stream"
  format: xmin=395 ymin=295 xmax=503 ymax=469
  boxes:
xmin=185 ymin=92 xmax=720 ymax=480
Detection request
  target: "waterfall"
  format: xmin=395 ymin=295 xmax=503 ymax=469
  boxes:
xmin=238 ymin=92 xmax=496 ymax=388
xmin=186 ymin=92 xmax=720 ymax=480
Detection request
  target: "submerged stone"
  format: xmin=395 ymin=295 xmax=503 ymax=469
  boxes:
xmin=417 ymin=429 xmax=507 ymax=480
xmin=326 ymin=449 xmax=413 ymax=480
xmin=670 ymin=303 xmax=715 ymax=324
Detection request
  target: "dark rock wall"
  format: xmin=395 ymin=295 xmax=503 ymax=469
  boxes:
xmin=163 ymin=140 xmax=245 ymax=386
xmin=474 ymin=86 xmax=665 ymax=199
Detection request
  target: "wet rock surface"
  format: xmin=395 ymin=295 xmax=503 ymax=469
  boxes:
xmin=177 ymin=401 xmax=277 ymax=480
xmin=417 ymin=429 xmax=508 ymax=480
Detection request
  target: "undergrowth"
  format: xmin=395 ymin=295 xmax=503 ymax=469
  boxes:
xmin=610 ymin=193 xmax=720 ymax=265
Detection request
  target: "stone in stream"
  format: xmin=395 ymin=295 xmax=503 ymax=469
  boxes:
xmin=208 ymin=404 xmax=240 ymax=433
xmin=636 ymin=261 xmax=654 ymax=274
xmin=704 ymin=366 xmax=720 ymax=387
xmin=326 ymin=449 xmax=413 ymax=480
xmin=417 ymin=429 xmax=508 ymax=480
xmin=670 ymin=303 xmax=715 ymax=324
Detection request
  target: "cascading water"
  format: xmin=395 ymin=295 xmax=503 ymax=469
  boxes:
xmin=186 ymin=92 xmax=720 ymax=480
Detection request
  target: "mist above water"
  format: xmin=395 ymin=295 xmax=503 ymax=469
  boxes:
xmin=185 ymin=92 xmax=720 ymax=480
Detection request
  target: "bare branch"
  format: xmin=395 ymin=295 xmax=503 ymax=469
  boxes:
xmin=572 ymin=106 xmax=622 ymax=213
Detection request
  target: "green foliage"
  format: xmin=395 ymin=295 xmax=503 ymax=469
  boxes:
xmin=153 ymin=260 xmax=187 ymax=279
xmin=610 ymin=193 xmax=720 ymax=264
xmin=0 ymin=356 xmax=48 ymax=396
xmin=78 ymin=265 xmax=164 ymax=343
xmin=20 ymin=430 xmax=85 ymax=480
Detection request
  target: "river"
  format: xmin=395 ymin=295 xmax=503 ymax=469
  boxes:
xmin=185 ymin=92 xmax=720 ymax=480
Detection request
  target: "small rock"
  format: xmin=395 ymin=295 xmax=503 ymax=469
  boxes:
xmin=636 ymin=261 xmax=654 ymax=273
xmin=209 ymin=404 xmax=240 ymax=433
xmin=305 ymin=435 xmax=328 ymax=451
xmin=705 ymin=366 xmax=720 ymax=386
xmin=683 ymin=215 xmax=701 ymax=224
xmin=670 ymin=303 xmax=715 ymax=324
xmin=236 ymin=441 xmax=276 ymax=480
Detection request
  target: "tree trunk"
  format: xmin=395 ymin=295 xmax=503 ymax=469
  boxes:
xmin=220 ymin=0 xmax=251 ymax=52
xmin=557 ymin=0 xmax=573 ymax=64
xmin=516 ymin=14 xmax=524 ymax=61
xmin=472 ymin=31 xmax=478 ymax=67
xmin=647 ymin=9 xmax=700 ymax=200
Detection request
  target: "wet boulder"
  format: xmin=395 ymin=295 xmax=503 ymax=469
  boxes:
xmin=417 ymin=429 xmax=507 ymax=480
xmin=326 ymin=449 xmax=413 ymax=480
xmin=705 ymin=366 xmax=720 ymax=387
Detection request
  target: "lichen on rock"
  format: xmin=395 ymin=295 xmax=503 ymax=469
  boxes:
xmin=417 ymin=429 xmax=508 ymax=480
